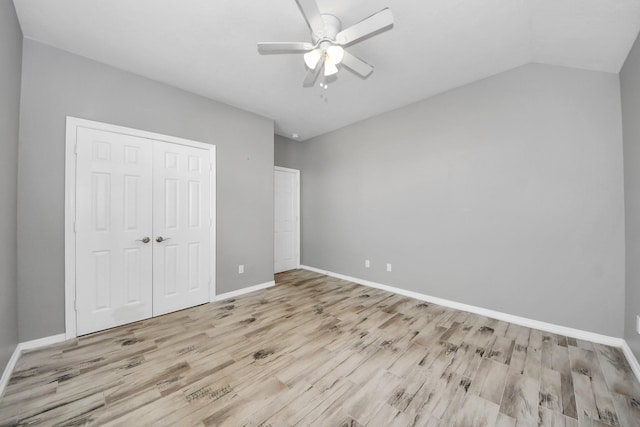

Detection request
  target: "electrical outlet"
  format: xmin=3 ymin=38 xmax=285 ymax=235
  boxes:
xmin=637 ymin=315 xmax=640 ymax=335
xmin=238 ymin=265 xmax=244 ymax=274
xmin=365 ymin=259 xmax=370 ymax=268
xmin=386 ymin=263 xmax=392 ymax=272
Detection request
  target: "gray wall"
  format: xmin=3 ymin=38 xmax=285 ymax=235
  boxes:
xmin=274 ymin=135 xmax=305 ymax=170
xmin=282 ymin=64 xmax=625 ymax=337
xmin=621 ymin=33 xmax=640 ymax=360
xmin=0 ymin=0 xmax=22 ymax=373
xmin=18 ymin=40 xmax=274 ymax=341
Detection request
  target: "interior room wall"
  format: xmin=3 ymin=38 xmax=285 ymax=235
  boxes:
xmin=621 ymin=32 xmax=640 ymax=360
xmin=18 ymin=40 xmax=274 ymax=342
xmin=280 ymin=63 xmax=625 ymax=337
xmin=0 ymin=0 xmax=23 ymax=372
xmin=274 ymin=135 xmax=305 ymax=170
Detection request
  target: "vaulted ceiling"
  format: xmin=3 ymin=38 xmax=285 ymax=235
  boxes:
xmin=13 ymin=0 xmax=640 ymax=140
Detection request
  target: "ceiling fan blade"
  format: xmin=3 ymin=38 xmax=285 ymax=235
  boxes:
xmin=303 ymin=60 xmax=323 ymax=87
xmin=295 ymin=0 xmax=326 ymax=37
xmin=341 ymin=51 xmax=374 ymax=78
xmin=335 ymin=8 xmax=394 ymax=46
xmin=257 ymin=42 xmax=314 ymax=53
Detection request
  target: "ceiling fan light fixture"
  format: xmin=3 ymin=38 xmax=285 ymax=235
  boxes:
xmin=324 ymin=57 xmax=338 ymax=76
xmin=304 ymin=48 xmax=323 ymax=69
xmin=326 ymin=45 xmax=344 ymax=65
xmin=257 ymin=1 xmax=394 ymax=86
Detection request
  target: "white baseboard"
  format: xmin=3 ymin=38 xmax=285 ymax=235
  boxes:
xmin=0 ymin=333 xmax=67 ymax=398
xmin=300 ymin=265 xmax=640 ymax=382
xmin=0 ymin=344 xmax=21 ymax=399
xmin=621 ymin=341 xmax=640 ymax=384
xmin=18 ymin=333 xmax=67 ymax=352
xmin=212 ymin=280 xmax=276 ymax=302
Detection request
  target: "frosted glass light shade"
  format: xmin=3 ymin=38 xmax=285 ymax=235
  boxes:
xmin=326 ymin=45 xmax=344 ymax=64
xmin=324 ymin=58 xmax=338 ymax=76
xmin=304 ymin=49 xmax=323 ymax=69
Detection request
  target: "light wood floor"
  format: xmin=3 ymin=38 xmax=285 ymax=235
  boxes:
xmin=1 ymin=269 xmax=639 ymax=426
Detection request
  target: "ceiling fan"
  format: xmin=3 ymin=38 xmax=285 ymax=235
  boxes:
xmin=257 ymin=0 xmax=394 ymax=87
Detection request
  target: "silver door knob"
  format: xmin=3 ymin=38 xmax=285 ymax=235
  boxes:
xmin=156 ymin=236 xmax=170 ymax=243
xmin=136 ymin=237 xmax=150 ymax=244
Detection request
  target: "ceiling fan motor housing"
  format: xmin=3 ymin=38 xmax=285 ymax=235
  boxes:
xmin=313 ymin=14 xmax=342 ymax=42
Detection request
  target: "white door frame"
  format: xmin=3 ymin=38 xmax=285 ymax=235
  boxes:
xmin=64 ymin=117 xmax=216 ymax=339
xmin=274 ymin=166 xmax=300 ymax=272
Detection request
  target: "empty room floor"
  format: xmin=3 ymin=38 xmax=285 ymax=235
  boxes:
xmin=1 ymin=269 xmax=639 ymax=426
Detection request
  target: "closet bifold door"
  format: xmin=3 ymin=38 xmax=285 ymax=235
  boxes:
xmin=75 ymin=127 xmax=154 ymax=335
xmin=152 ymin=141 xmax=211 ymax=316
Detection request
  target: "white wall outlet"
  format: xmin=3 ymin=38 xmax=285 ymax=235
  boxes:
xmin=386 ymin=263 xmax=392 ymax=272
xmin=238 ymin=265 xmax=244 ymax=274
xmin=365 ymin=259 xmax=370 ymax=268
xmin=637 ymin=315 xmax=640 ymax=335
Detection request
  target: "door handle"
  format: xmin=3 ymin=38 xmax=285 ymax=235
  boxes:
xmin=156 ymin=236 xmax=171 ymax=243
xmin=136 ymin=237 xmax=150 ymax=244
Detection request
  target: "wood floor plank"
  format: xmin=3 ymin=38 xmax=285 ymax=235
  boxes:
xmin=610 ymin=392 xmax=640 ymax=427
xmin=594 ymin=344 xmax=640 ymax=399
xmin=367 ymin=403 xmax=412 ymax=427
xmin=495 ymin=412 xmax=517 ymax=427
xmin=263 ymin=380 xmax=322 ymax=425
xmin=499 ymin=370 xmax=539 ymax=424
xmin=568 ymin=346 xmax=621 ymax=426
xmin=479 ymin=358 xmax=510 ymax=405
xmin=561 ymin=371 xmax=579 ymax=420
xmin=572 ymin=372 xmax=603 ymax=425
xmin=451 ymin=394 xmax=500 ymax=427
xmin=538 ymin=405 xmax=579 ymax=427
xmin=1 ymin=269 xmax=639 ymax=426
xmin=294 ymin=379 xmax=356 ymax=425
xmin=540 ymin=366 xmax=564 ymax=413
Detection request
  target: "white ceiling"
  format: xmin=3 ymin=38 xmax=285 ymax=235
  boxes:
xmin=13 ymin=0 xmax=640 ymax=141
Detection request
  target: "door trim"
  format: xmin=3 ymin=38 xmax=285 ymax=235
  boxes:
xmin=274 ymin=166 xmax=300 ymax=272
xmin=64 ymin=117 xmax=217 ymax=339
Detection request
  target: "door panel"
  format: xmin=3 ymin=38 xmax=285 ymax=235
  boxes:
xmin=75 ymin=127 xmax=153 ymax=335
xmin=153 ymin=141 xmax=210 ymax=316
xmin=76 ymin=128 xmax=212 ymax=333
xmin=274 ymin=168 xmax=299 ymax=273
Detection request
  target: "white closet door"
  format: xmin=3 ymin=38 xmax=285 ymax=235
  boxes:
xmin=75 ymin=128 xmax=153 ymax=335
xmin=153 ymin=141 xmax=211 ymax=316
xmin=274 ymin=167 xmax=299 ymax=273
